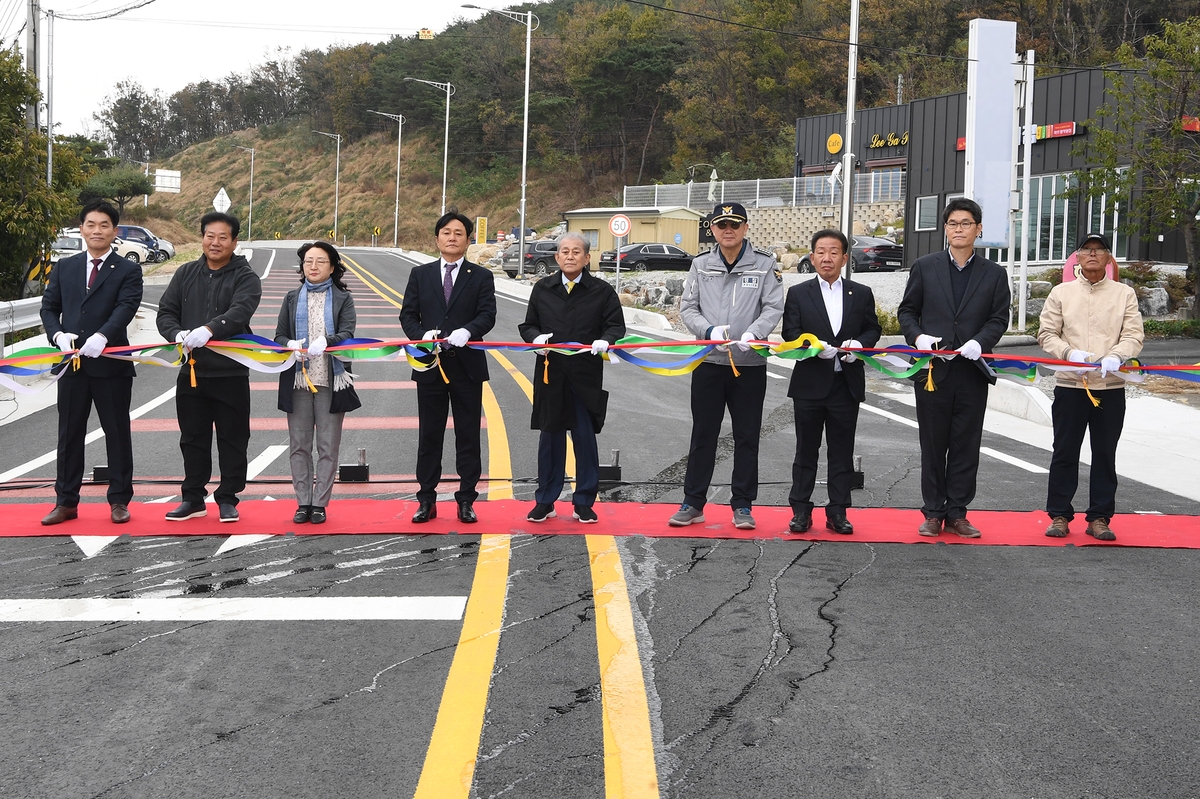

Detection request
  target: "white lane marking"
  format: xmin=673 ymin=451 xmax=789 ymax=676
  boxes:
xmin=74 ymin=536 xmax=121 ymax=558
xmin=0 ymin=596 xmax=468 ymax=621
xmin=767 ymin=371 xmax=787 ymax=380
xmin=860 ymin=403 xmax=919 ymax=429
xmin=0 ymin=385 xmax=177 ymax=483
xmin=261 ymin=248 xmax=276 ymax=279
xmin=214 ymin=444 xmax=290 ymax=553
xmin=979 ymin=446 xmax=1049 ymax=474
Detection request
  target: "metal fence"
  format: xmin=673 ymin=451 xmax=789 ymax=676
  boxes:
xmin=623 ymin=172 xmax=907 ymax=211
xmin=1 ymin=298 xmax=44 ymax=337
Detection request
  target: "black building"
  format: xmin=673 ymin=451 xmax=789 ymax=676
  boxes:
xmin=796 ymin=68 xmax=1190 ymax=266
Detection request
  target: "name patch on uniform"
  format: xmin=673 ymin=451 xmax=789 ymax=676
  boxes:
xmin=741 ymin=275 xmax=759 ymax=288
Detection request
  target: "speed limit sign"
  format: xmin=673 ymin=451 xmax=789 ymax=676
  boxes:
xmin=609 ymin=214 xmax=632 ymax=238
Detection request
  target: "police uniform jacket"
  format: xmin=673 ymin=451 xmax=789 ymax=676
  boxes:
xmin=518 ymin=269 xmax=626 ymax=433
xmin=680 ymin=242 xmax=784 ymax=366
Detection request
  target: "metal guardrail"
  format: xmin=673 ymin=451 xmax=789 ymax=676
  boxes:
xmin=0 ymin=298 xmax=44 ymax=337
xmin=623 ymin=173 xmax=907 ymax=211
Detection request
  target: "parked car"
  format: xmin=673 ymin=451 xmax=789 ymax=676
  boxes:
xmin=500 ymin=239 xmax=560 ymax=278
xmin=598 ymin=243 xmax=695 ymax=272
xmin=112 ymin=237 xmax=151 ymax=264
xmin=50 ymin=232 xmax=85 ymax=264
xmin=798 ymin=236 xmax=905 ymax=273
xmin=117 ymin=224 xmax=173 ymax=262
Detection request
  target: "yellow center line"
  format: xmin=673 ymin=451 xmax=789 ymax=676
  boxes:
xmin=587 ymin=534 xmax=660 ymax=798
xmin=342 ymin=254 xmax=406 ymax=304
xmin=481 ymin=382 xmax=512 ymax=500
xmin=413 ymin=533 xmax=512 ymax=798
xmin=489 ymin=348 xmax=575 ymax=488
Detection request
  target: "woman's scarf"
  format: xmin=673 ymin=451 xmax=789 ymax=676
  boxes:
xmin=294 ymin=278 xmax=352 ymax=390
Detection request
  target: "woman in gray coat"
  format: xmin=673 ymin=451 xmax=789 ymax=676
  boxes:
xmin=274 ymin=242 xmax=360 ymax=524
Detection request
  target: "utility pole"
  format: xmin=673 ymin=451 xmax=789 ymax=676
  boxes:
xmin=840 ymin=0 xmax=861 ymax=279
xmin=25 ymin=0 xmax=40 ymax=129
xmin=44 ymin=9 xmax=53 ymax=185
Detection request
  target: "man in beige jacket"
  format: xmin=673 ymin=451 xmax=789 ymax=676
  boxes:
xmin=1038 ymin=233 xmax=1144 ymax=541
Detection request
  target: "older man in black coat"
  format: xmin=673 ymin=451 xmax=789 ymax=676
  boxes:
xmin=399 ymin=208 xmax=497 ymax=524
xmin=39 ymin=200 xmax=143 ymax=525
xmin=518 ymin=232 xmax=625 ymax=523
xmin=898 ymin=198 xmax=1010 ymax=538
xmin=783 ymin=229 xmax=882 ymax=535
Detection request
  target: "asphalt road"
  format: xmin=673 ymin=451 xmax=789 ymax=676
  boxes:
xmin=1 ymin=245 xmax=1197 ymax=798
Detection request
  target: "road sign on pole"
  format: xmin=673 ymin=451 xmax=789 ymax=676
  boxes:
xmin=213 ymin=187 xmax=231 ymax=213
xmin=608 ymin=214 xmax=631 ymax=239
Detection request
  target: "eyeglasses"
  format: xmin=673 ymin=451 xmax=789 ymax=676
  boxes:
xmin=303 ymin=258 xmax=331 ymax=266
xmin=1078 ymin=248 xmax=1108 ymax=256
xmin=944 ymin=220 xmax=978 ymax=230
xmin=714 ymin=220 xmax=744 ymax=230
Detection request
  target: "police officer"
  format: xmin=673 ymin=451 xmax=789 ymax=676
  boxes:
xmin=672 ymin=202 xmax=784 ymax=530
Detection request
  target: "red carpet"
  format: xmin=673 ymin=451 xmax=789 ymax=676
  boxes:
xmin=4 ymin=500 xmax=1199 ymax=548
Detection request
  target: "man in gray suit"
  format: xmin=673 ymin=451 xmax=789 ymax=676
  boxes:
xmin=898 ymin=198 xmax=1010 ymax=538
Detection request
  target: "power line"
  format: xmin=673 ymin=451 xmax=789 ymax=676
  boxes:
xmin=55 ymin=0 xmax=161 ymax=22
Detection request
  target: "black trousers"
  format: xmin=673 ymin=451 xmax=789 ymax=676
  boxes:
xmin=55 ymin=370 xmax=134 ymax=507
xmin=415 ymin=377 xmax=484 ymax=503
xmin=1046 ymin=386 xmax=1126 ymax=522
xmin=789 ymin=371 xmax=859 ymax=514
xmin=913 ymin=359 xmax=989 ymax=520
xmin=535 ymin=389 xmax=599 ymax=507
xmin=176 ymin=374 xmax=251 ymax=506
xmin=683 ymin=362 xmax=767 ymax=510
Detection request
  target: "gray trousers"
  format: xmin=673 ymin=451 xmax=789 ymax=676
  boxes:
xmin=287 ymin=387 xmax=344 ymax=507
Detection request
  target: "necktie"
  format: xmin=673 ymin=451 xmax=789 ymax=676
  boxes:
xmin=566 ymin=282 xmax=574 ymax=294
xmin=443 ymin=265 xmax=454 ymax=303
xmin=88 ymin=258 xmax=101 ymax=290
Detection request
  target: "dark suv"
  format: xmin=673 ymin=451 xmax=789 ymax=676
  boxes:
xmin=501 ymin=240 xmax=559 ymax=278
xmin=116 ymin=225 xmax=166 ymax=263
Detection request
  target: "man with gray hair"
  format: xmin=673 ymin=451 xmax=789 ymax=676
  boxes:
xmin=518 ymin=232 xmax=625 ymax=523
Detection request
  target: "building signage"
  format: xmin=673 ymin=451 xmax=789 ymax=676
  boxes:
xmin=956 ymin=121 xmax=1085 ymax=151
xmin=868 ymin=131 xmax=909 ymax=149
xmin=1184 ymin=116 xmax=1199 ymax=133
xmin=826 ymin=133 xmax=843 ymax=154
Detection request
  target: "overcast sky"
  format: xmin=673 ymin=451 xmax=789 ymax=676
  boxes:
xmin=6 ymin=0 xmax=484 ymax=137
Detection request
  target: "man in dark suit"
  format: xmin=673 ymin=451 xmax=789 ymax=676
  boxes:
xmin=518 ymin=232 xmax=625 ymax=523
xmin=898 ymin=198 xmax=1011 ymax=538
xmin=399 ymin=207 xmax=497 ymax=524
xmin=783 ymin=229 xmax=882 ymax=535
xmin=39 ymin=200 xmax=144 ymax=525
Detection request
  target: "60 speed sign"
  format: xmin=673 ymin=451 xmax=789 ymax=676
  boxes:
xmin=608 ymin=214 xmax=632 ymax=238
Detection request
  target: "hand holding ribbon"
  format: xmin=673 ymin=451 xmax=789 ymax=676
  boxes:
xmin=78 ymin=333 xmax=107 ymax=359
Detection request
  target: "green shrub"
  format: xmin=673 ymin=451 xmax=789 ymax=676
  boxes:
xmin=1144 ymin=320 xmax=1200 ymax=338
xmin=876 ymin=306 xmax=901 ymax=336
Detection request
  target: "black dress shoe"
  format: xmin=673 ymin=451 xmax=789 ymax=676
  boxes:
xmin=788 ymin=510 xmax=812 ymax=532
xmin=309 ymin=507 xmax=326 ymax=525
xmin=457 ymin=501 xmax=477 ymax=523
xmin=293 ymin=506 xmax=311 ymax=524
xmin=825 ymin=513 xmax=854 ymax=534
xmin=412 ymin=501 xmax=437 ymax=523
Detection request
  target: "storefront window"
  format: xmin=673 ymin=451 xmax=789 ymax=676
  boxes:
xmin=915 ymin=196 xmax=939 ymax=230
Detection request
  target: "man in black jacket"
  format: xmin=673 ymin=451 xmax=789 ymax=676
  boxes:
xmin=39 ymin=200 xmax=143 ymax=525
xmin=156 ymin=212 xmax=262 ymax=523
xmin=898 ymin=198 xmax=1010 ymax=538
xmin=399 ymin=208 xmax=497 ymax=524
xmin=518 ymin=232 xmax=625 ymax=523
xmin=782 ymin=229 xmax=882 ymax=535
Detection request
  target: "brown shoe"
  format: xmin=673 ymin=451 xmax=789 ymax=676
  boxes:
xmin=917 ymin=517 xmax=942 ymax=537
xmin=111 ymin=504 xmax=131 ymax=524
xmin=1086 ymin=518 xmax=1116 ymax=541
xmin=947 ymin=518 xmax=981 ymax=538
xmin=1045 ymin=516 xmax=1070 ymax=537
xmin=41 ymin=505 xmax=78 ymax=526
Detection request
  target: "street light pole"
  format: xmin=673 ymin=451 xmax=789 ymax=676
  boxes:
xmin=44 ymin=8 xmax=53 ymax=185
xmin=233 ymin=145 xmax=255 ymax=242
xmin=841 ymin=0 xmax=861 ymax=280
xmin=368 ymin=110 xmax=405 ymax=248
xmin=463 ymin=4 xmax=538 ymax=276
xmin=312 ymin=130 xmax=341 ymax=239
xmin=404 ymin=77 xmax=455 ymax=216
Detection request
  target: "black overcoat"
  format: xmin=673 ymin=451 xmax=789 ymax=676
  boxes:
xmin=518 ymin=269 xmax=626 ymax=432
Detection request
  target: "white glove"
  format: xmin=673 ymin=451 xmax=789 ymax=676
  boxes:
xmin=590 ymin=339 xmax=609 ymax=355
xmin=735 ymin=330 xmax=755 ymax=352
xmin=175 ymin=330 xmax=188 ymax=344
xmin=915 ymin=334 xmax=941 ymax=353
xmin=183 ymin=326 xmax=212 ymax=350
xmin=533 ymin=332 xmax=552 ymax=355
xmin=447 ymin=328 xmax=470 ymax=348
xmin=53 ymin=332 xmax=77 ymax=352
xmin=286 ymin=339 xmax=305 ymax=352
xmin=817 ymin=339 xmax=838 ymax=360
xmin=78 ymin=332 xmax=107 ymax=358
xmin=957 ymin=339 xmax=982 ymax=361
xmin=422 ymin=329 xmax=441 ymax=341
xmin=709 ymin=325 xmax=730 ymax=342
xmin=840 ymin=339 xmax=861 ymax=363
xmin=1100 ymin=354 xmax=1123 ymax=378
xmin=1068 ymin=349 xmax=1094 ymax=364
xmin=307 ymin=335 xmax=327 ymax=358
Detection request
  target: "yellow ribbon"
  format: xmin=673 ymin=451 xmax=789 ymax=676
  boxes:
xmin=727 ymin=348 xmax=740 ymax=378
xmin=301 ymin=359 xmax=318 ymax=393
xmin=924 ymin=364 xmax=936 ymax=392
xmin=1082 ymin=375 xmax=1100 ymax=407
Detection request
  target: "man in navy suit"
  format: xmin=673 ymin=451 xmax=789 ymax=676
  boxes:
xmin=782 ymin=229 xmax=882 ymax=534
xmin=39 ymin=200 xmax=144 ymax=525
xmin=399 ymin=207 xmax=497 ymax=524
xmin=898 ymin=198 xmax=1011 ymax=538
